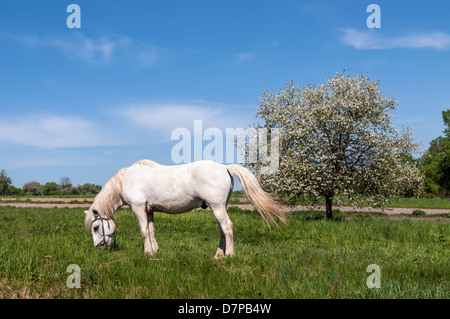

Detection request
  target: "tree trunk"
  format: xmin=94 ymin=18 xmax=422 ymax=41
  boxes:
xmin=325 ymin=196 xmax=333 ymax=219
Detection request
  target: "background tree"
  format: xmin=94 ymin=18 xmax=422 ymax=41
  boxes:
xmin=0 ymin=169 xmax=12 ymax=195
xmin=42 ymin=182 xmax=60 ymax=196
xmin=61 ymin=186 xmax=80 ymax=196
xmin=420 ymin=109 xmax=450 ymax=196
xmin=59 ymin=177 xmax=72 ymax=189
xmin=438 ymin=109 xmax=450 ymax=193
xmin=243 ymin=71 xmax=423 ymax=218
xmin=8 ymin=185 xmax=21 ymax=196
xmin=77 ymin=183 xmax=102 ymax=195
xmin=22 ymin=181 xmax=43 ymax=196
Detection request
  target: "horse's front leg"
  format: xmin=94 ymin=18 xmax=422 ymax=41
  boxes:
xmin=132 ymin=204 xmax=157 ymax=255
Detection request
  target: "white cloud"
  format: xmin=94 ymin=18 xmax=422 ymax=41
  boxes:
xmin=269 ymin=41 xmax=280 ymax=48
xmin=0 ymin=115 xmax=122 ymax=149
xmin=48 ymin=33 xmax=126 ymax=64
xmin=340 ymin=28 xmax=450 ymax=50
xmin=137 ymin=47 xmax=158 ymax=68
xmin=124 ymin=104 xmax=219 ymax=130
xmin=120 ymin=101 xmax=253 ymax=136
xmin=7 ymin=32 xmax=158 ymax=67
xmin=236 ymin=52 xmax=253 ymax=61
xmin=0 ymin=101 xmax=253 ymax=149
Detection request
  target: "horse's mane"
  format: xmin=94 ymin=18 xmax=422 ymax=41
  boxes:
xmin=84 ymin=159 xmax=160 ymax=229
xmin=96 ymin=168 xmax=127 ymax=216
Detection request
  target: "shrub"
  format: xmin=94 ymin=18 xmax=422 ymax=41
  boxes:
xmin=22 ymin=181 xmax=43 ymax=196
xmin=61 ymin=187 xmax=80 ymax=196
xmin=412 ymin=209 xmax=426 ymax=216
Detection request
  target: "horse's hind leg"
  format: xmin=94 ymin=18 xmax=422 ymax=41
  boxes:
xmin=211 ymin=205 xmax=235 ymax=259
xmin=147 ymin=211 xmax=159 ymax=253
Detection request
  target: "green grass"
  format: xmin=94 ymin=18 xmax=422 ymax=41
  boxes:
xmin=389 ymin=197 xmax=450 ymax=209
xmin=0 ymin=206 xmax=448 ymax=299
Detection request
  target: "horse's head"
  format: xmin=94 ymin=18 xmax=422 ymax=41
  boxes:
xmin=84 ymin=209 xmax=116 ymax=248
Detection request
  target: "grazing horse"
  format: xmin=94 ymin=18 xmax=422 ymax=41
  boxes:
xmin=84 ymin=159 xmax=287 ymax=258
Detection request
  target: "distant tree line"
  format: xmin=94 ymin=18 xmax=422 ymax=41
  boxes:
xmin=0 ymin=173 xmax=101 ymax=196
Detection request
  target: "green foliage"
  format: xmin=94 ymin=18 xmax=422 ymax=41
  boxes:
xmin=411 ymin=209 xmax=426 ymax=216
xmin=442 ymin=109 xmax=450 ymax=139
xmin=77 ymin=183 xmax=101 ymax=195
xmin=0 ymin=169 xmax=12 ymax=196
xmin=42 ymin=182 xmax=60 ymax=196
xmin=7 ymin=185 xmax=22 ymax=196
xmin=1 ymin=176 xmax=102 ymax=198
xmin=419 ymin=109 xmax=450 ymax=196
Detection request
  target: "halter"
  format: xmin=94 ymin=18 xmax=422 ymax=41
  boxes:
xmin=91 ymin=215 xmax=116 ymax=249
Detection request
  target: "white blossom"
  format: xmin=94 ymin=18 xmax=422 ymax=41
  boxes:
xmin=240 ymin=72 xmax=424 ymax=218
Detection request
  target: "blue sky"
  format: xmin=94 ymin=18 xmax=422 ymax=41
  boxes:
xmin=1 ymin=0 xmax=449 ymax=188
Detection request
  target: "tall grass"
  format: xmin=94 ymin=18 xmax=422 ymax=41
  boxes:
xmin=0 ymin=206 xmax=448 ymax=298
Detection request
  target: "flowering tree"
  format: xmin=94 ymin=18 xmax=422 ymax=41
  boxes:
xmin=243 ymin=72 xmax=423 ymax=218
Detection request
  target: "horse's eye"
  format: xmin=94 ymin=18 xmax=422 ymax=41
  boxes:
xmin=93 ymin=226 xmax=99 ymax=232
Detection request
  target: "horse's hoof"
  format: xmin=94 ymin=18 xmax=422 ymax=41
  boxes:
xmin=214 ymin=250 xmax=225 ymax=259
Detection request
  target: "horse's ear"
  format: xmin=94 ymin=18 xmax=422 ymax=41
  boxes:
xmin=93 ymin=210 xmax=99 ymax=217
xmin=84 ymin=210 xmax=89 ymax=215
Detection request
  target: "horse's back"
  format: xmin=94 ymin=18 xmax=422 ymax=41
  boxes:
xmin=122 ymin=160 xmax=233 ymax=213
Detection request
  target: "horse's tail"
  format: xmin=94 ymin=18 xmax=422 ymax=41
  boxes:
xmin=226 ymin=164 xmax=288 ymax=227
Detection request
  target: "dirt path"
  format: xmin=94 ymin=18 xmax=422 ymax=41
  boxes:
xmin=0 ymin=197 xmax=93 ymax=203
xmin=0 ymin=198 xmax=448 ymax=215
xmin=0 ymin=202 xmax=92 ymax=208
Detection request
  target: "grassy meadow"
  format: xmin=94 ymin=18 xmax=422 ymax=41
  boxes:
xmin=0 ymin=206 xmax=448 ymax=299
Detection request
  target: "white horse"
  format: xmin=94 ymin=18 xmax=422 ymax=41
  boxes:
xmin=84 ymin=159 xmax=287 ymax=258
